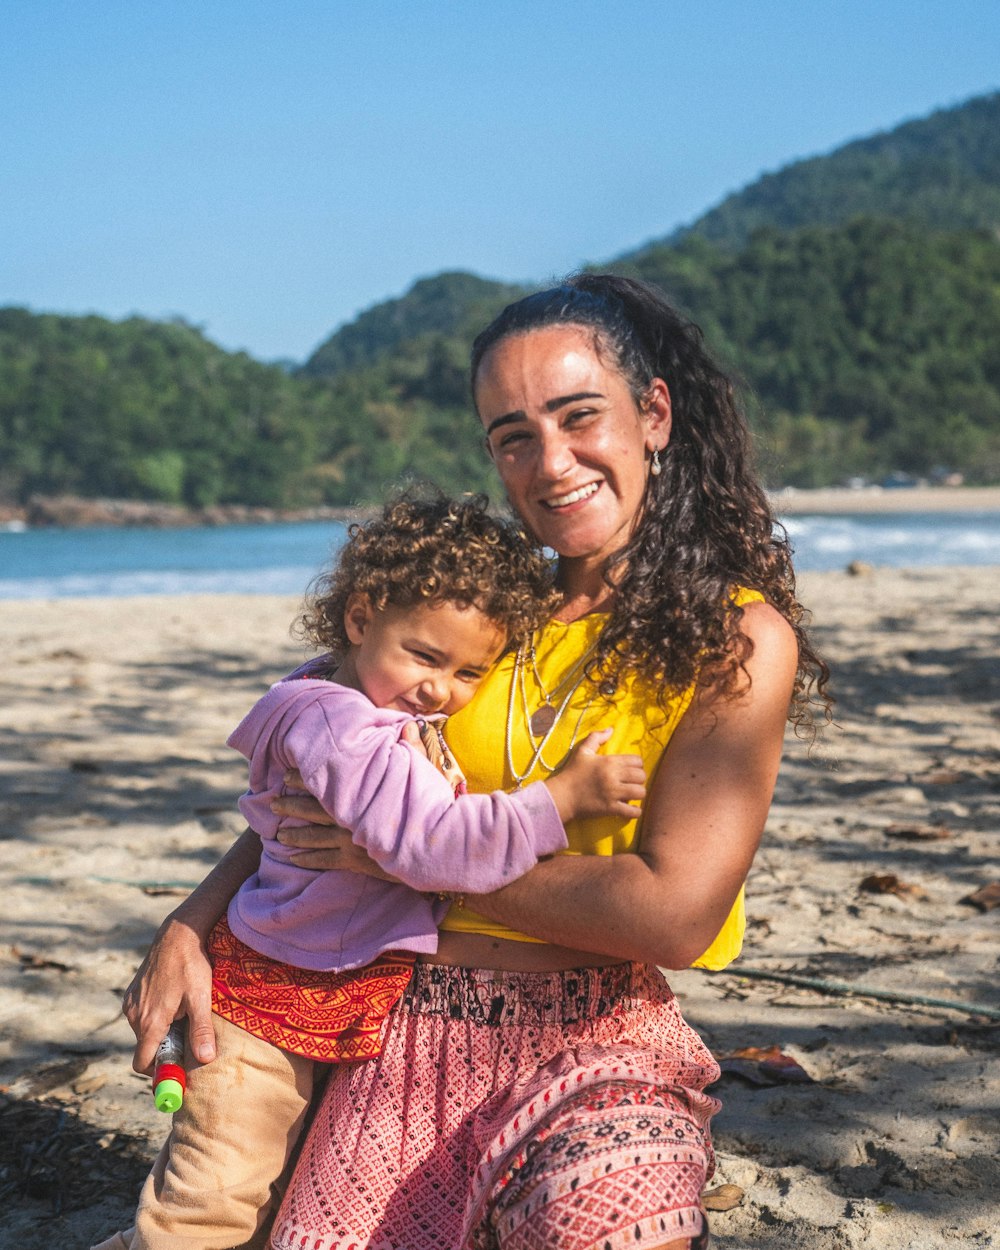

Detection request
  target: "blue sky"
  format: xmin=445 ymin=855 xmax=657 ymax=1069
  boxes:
xmin=4 ymin=1 xmax=999 ymax=361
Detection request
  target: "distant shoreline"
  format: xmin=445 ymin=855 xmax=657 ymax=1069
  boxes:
xmin=0 ymin=495 xmax=375 ymax=532
xmin=770 ymin=485 xmax=1000 ymax=514
xmin=2 ymin=487 xmax=1000 ymax=532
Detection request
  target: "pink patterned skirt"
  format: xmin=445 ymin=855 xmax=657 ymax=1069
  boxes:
xmin=270 ymin=962 xmax=720 ymax=1250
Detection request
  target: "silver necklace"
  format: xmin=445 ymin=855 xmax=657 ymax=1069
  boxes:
xmin=525 ymin=639 xmax=596 ymax=737
xmin=505 ymin=636 xmax=599 ymax=787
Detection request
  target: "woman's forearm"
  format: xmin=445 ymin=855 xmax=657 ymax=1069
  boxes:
xmin=168 ymin=827 xmax=262 ymax=936
xmin=462 ymin=851 xmax=713 ymax=968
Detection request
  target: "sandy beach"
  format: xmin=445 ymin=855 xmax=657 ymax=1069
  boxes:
xmin=1 ymin=568 xmax=997 ymax=1249
xmin=770 ymin=485 xmax=1000 ymax=515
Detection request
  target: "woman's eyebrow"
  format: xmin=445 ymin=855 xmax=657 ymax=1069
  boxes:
xmin=485 ymin=411 xmax=525 ymax=436
xmin=485 ymin=392 xmax=604 ymax=437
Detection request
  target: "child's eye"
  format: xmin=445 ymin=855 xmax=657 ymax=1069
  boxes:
xmin=457 ymin=670 xmax=484 ymax=683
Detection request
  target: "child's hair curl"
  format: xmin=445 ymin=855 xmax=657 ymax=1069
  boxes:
xmin=297 ymin=491 xmax=559 ymax=660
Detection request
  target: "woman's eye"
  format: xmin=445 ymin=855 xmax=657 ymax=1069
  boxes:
xmin=496 ymin=430 xmax=529 ymax=450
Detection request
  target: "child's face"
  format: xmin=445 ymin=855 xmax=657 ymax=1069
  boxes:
xmin=341 ymin=596 xmax=507 ymax=717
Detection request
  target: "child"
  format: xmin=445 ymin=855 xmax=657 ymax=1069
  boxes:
xmin=96 ymin=494 xmax=645 ymax=1250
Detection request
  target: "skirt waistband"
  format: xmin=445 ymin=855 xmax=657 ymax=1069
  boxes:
xmin=401 ymin=962 xmax=667 ymax=1025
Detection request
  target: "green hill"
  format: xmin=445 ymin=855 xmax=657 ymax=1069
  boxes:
xmin=0 ymin=309 xmax=332 ymax=507
xmin=656 ymin=90 xmax=1000 ymax=251
xmin=618 ymin=218 xmax=1000 ymax=485
xmin=0 ymin=305 xmax=513 ymax=508
xmin=301 ymin=271 xmax=526 ymax=378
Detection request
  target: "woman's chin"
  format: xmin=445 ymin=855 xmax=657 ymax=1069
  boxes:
xmin=536 ymin=517 xmax=627 ymax=567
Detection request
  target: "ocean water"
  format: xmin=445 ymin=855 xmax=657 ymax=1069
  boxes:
xmin=780 ymin=510 xmax=1000 ymax=572
xmin=0 ymin=520 xmax=349 ymax=600
xmin=0 ymin=512 xmax=998 ymax=599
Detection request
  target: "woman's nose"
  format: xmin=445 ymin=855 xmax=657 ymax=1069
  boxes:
xmin=536 ymin=428 xmax=575 ymax=481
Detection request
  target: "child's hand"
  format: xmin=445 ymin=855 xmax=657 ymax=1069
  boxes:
xmin=545 ymin=728 xmax=646 ymax=822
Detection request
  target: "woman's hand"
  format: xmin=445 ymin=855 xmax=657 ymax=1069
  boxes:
xmin=122 ymin=828 xmax=263 ymax=1073
xmin=275 ymin=821 xmax=397 ymax=879
xmin=271 ymin=755 xmax=414 ymax=881
xmin=124 ymin=913 xmax=217 ymax=1074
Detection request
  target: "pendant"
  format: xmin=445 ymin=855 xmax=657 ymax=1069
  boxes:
xmin=530 ymin=703 xmax=558 ymax=736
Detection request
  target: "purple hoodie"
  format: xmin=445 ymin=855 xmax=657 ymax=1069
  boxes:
xmin=226 ymin=678 xmax=566 ymax=971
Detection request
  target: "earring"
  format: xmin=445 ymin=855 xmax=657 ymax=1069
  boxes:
xmin=650 ymin=448 xmax=662 ymax=477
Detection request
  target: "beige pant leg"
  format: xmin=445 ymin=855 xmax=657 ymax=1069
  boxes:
xmin=91 ymin=1016 xmax=316 ymax=1250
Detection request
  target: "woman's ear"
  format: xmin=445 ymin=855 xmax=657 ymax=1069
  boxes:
xmin=644 ymin=377 xmax=672 ymax=452
xmin=343 ymin=593 xmax=374 ymax=646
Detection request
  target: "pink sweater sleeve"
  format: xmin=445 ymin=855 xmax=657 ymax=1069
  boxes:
xmin=282 ymin=695 xmax=567 ymax=894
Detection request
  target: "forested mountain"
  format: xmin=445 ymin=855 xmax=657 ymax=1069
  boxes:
xmin=301 ymin=272 xmax=524 ymax=377
xmin=3 ymin=90 xmax=999 ymax=508
xmin=0 ymin=310 xmax=331 ymax=507
xmin=619 ymin=219 xmax=1000 ymax=484
xmin=657 ymin=90 xmax=1000 ymax=251
xmin=300 ymin=216 xmax=1000 ymax=491
xmin=0 ymin=306 xmax=501 ymax=507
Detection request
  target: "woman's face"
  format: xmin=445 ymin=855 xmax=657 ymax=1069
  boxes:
xmin=474 ymin=325 xmax=671 ymax=567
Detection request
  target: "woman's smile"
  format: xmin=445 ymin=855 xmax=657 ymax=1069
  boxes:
xmin=542 ymin=480 xmax=601 ymax=510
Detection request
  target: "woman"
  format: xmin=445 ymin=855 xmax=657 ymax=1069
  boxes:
xmin=125 ymin=274 xmax=826 ymax=1249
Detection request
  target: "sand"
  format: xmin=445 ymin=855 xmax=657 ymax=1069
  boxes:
xmin=1 ymin=569 xmax=997 ymax=1249
xmin=770 ymin=485 xmax=1000 ymax=514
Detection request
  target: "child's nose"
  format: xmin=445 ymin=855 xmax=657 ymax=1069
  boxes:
xmin=419 ymin=677 xmax=450 ymax=710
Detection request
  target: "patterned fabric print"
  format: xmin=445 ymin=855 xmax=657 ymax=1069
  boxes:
xmin=269 ymin=962 xmax=720 ymax=1250
xmin=208 ymin=917 xmax=414 ymax=1063
xmin=481 ymin=1081 xmax=709 ymax=1250
xmin=399 ymin=961 xmax=635 ymax=1024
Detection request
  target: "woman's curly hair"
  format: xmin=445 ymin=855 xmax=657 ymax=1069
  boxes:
xmin=297 ymin=491 xmax=560 ymax=661
xmin=470 ymin=273 xmax=831 ymax=733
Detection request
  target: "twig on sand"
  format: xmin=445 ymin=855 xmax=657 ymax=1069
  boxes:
xmin=712 ymin=966 xmax=1000 ymax=1020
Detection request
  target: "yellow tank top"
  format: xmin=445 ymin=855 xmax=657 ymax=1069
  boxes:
xmin=442 ymin=589 xmax=764 ymax=971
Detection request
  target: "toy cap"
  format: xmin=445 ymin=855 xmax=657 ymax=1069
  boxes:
xmin=154 ymin=1078 xmax=184 ymax=1113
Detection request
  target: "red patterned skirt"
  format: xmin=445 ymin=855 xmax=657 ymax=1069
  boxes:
xmin=270 ymin=961 xmax=721 ymax=1249
xmin=208 ymin=917 xmax=415 ymax=1063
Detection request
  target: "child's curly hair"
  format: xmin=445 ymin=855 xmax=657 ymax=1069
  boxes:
xmin=297 ymin=492 xmax=559 ymax=660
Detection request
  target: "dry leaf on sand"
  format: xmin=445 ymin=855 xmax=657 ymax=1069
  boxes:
xmin=883 ymin=823 xmax=952 ymax=841
xmin=858 ymin=873 xmax=928 ymax=899
xmin=717 ymin=1045 xmax=814 ymax=1086
xmin=959 ymin=882 xmax=1000 ymax=912
xmin=702 ymin=1183 xmax=745 ymax=1211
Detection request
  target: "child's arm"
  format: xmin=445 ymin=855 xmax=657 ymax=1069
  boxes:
xmin=267 ymin=689 xmax=639 ymax=896
xmin=278 ymin=693 xmax=556 ymax=893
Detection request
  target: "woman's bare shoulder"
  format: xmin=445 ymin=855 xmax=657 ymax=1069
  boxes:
xmin=740 ymin=598 xmax=798 ymax=660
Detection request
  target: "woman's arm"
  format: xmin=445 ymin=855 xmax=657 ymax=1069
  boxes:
xmin=123 ymin=828 xmax=262 ymax=1072
xmin=279 ymin=603 xmax=798 ymax=968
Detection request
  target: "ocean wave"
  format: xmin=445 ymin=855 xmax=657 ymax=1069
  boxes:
xmin=0 ymin=565 xmax=318 ymax=601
